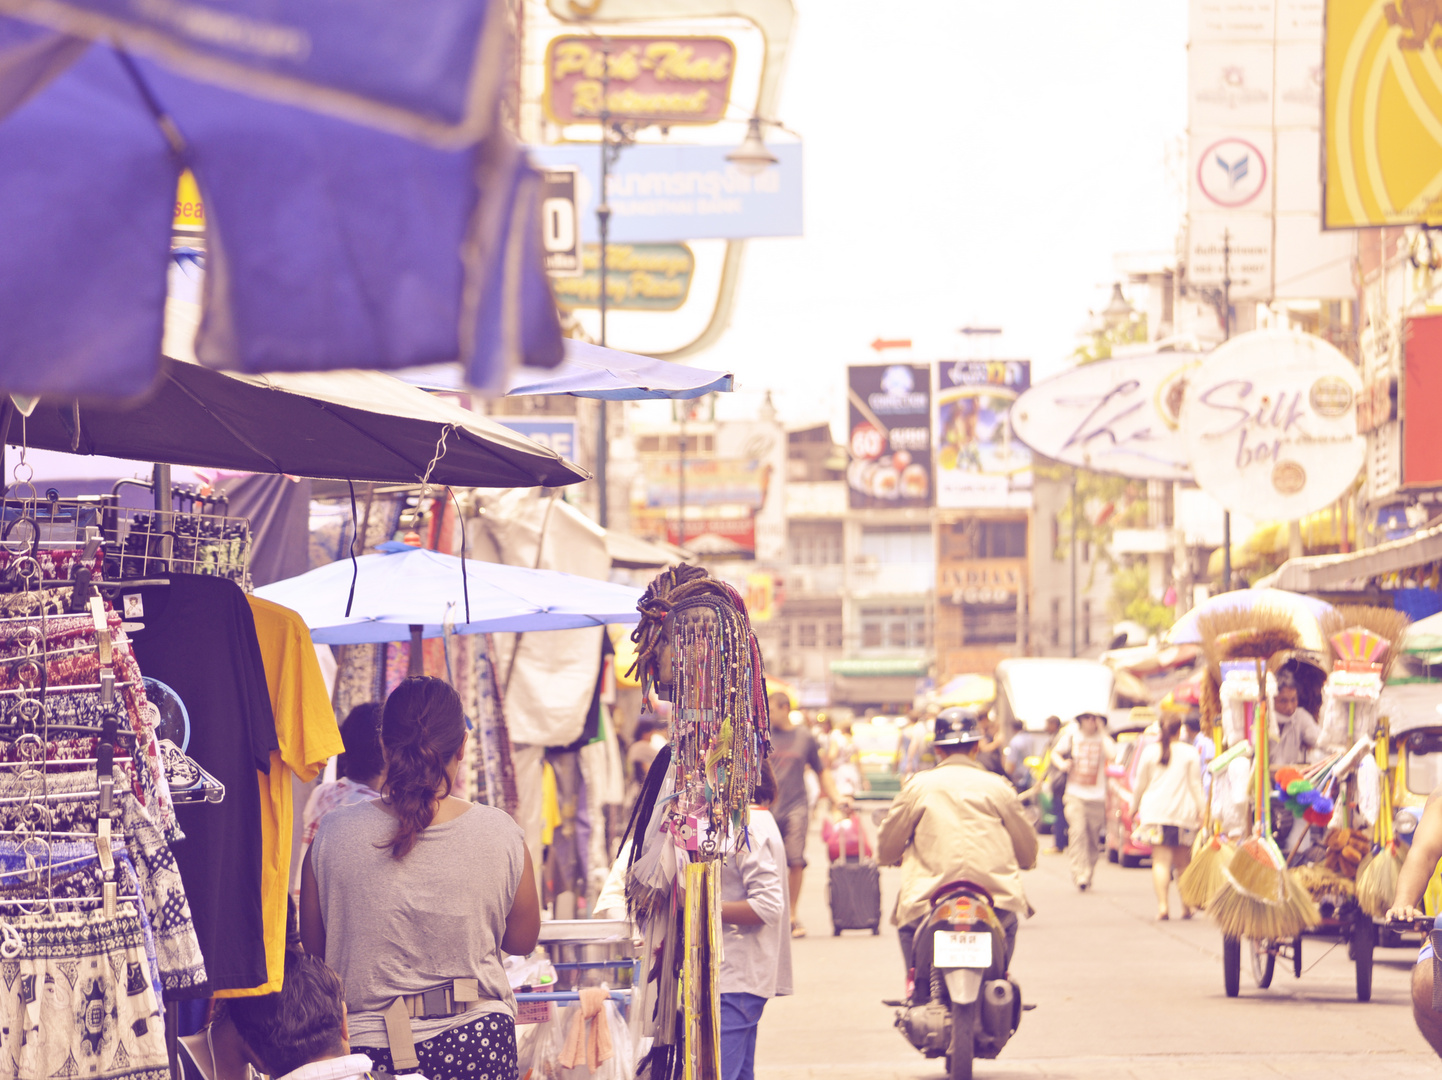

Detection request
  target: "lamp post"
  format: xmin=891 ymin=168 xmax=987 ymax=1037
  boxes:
xmin=1070 ymin=469 xmax=1079 ymax=659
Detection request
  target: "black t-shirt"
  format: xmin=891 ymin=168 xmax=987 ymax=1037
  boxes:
xmin=125 ymin=574 xmax=278 ymax=996
xmin=769 ymin=725 xmax=823 ymax=814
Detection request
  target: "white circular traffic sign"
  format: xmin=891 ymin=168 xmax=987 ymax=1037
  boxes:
xmin=1179 ymin=330 xmax=1364 ymax=520
xmin=1196 ymin=136 xmax=1268 ymax=208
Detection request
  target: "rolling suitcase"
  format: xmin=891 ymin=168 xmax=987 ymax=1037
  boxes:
xmin=827 ymin=855 xmax=882 ymax=935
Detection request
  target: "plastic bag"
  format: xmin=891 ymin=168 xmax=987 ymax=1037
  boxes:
xmin=1318 ymin=693 xmax=1379 ymax=751
xmin=521 ymin=999 xmax=635 ymax=1080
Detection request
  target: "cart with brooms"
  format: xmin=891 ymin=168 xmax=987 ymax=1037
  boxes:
xmin=1179 ymin=606 xmax=1410 ymax=1002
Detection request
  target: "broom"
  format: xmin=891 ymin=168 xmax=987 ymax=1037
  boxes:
xmin=1209 ymin=656 xmax=1318 ymax=940
xmin=1179 ymin=729 xmax=1232 ymax=910
xmin=1356 ymin=729 xmax=1407 ymax=918
xmin=1320 ymin=605 xmax=1410 ymax=681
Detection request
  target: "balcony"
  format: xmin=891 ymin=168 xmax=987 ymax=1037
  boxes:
xmin=787 ymin=564 xmax=844 ymax=596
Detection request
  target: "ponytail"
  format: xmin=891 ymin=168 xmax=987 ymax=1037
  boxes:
xmin=377 ymin=676 xmax=467 ymax=859
xmin=1158 ymin=716 xmax=1181 ymax=767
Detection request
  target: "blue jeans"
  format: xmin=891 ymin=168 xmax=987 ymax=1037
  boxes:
xmin=719 ymin=992 xmax=768 ymax=1080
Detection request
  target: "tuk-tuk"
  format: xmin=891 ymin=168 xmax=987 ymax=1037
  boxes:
xmin=1381 ymin=682 xmax=1442 ymax=935
xmin=994 ymin=658 xmax=1117 ymax=832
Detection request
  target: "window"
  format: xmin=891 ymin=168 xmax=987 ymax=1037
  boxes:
xmin=860 ymin=525 xmax=932 ymax=564
xmin=1082 ymin=599 xmax=1092 ymax=647
xmin=859 ymin=605 xmax=928 ymax=650
xmin=1049 ymin=598 xmax=1061 ymax=646
xmin=938 ymin=520 xmax=1027 ymax=560
xmin=790 ymin=523 xmax=843 ymax=566
xmin=825 ymin=622 xmax=844 ymax=649
xmin=777 ymin=622 xmax=792 ymax=650
xmin=962 ymin=601 xmax=1017 ymax=644
xmin=797 ymin=622 xmax=818 ymax=648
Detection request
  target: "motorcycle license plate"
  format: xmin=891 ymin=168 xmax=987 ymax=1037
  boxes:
xmin=933 ymin=930 xmax=991 ymax=968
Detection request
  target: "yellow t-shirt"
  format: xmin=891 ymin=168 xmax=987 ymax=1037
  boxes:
xmin=215 ymin=595 xmax=343 ymax=997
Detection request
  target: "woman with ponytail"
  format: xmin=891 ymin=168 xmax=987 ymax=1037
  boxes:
xmin=301 ymin=677 xmax=540 ymax=1080
xmin=1129 ymin=713 xmax=1205 ymax=921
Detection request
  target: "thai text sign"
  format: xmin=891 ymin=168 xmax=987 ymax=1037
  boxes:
xmin=1011 ymin=354 xmax=1204 ymax=481
xmin=545 ymin=36 xmax=735 ymax=124
xmin=1179 ymin=330 xmax=1365 ymax=519
xmin=551 ymin=243 xmax=694 ymax=310
xmin=847 ymin=364 xmax=931 ymax=510
xmin=526 ymin=142 xmax=803 ymax=242
xmin=1325 ymin=0 xmax=1442 ymax=227
xmin=936 ymin=360 xmax=1031 ymax=509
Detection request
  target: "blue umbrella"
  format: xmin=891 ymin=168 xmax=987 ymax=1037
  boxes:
xmin=401 ymin=339 xmax=735 ymax=401
xmin=254 ymin=542 xmax=643 ymax=645
xmin=0 ymin=18 xmax=560 ymax=400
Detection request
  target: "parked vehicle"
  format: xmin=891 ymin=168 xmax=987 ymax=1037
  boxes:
xmin=893 ymin=879 xmax=1022 ymax=1080
xmin=1105 ymin=718 xmax=1157 ymax=868
xmin=1374 ymin=683 xmax=1442 ymax=948
xmin=851 ymin=716 xmax=907 ymax=799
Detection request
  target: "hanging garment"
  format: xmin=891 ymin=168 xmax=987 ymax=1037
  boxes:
xmin=216 ymin=596 xmax=343 ymax=998
xmin=0 ymin=904 xmax=171 ymax=1080
xmin=125 ymin=575 xmax=277 ymax=995
xmin=0 ymin=769 xmax=206 ymax=995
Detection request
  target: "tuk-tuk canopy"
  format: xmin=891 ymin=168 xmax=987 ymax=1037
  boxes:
xmin=995 ymin=658 xmax=1116 ymax=733
xmin=1381 ymin=683 xmax=1442 ymax=738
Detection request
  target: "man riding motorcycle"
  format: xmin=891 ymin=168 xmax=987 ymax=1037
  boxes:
xmin=877 ymin=706 xmax=1039 ymax=977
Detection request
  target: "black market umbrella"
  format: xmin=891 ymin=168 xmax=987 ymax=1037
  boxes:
xmin=3 ymin=362 xmax=587 ymax=489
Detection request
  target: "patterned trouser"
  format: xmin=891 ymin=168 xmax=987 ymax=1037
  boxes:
xmin=356 ymin=1012 xmax=518 ymax=1080
xmin=0 ymin=904 xmax=170 ymax=1080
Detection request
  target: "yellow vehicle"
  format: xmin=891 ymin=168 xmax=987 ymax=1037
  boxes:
xmin=1381 ymin=683 xmax=1442 ymax=931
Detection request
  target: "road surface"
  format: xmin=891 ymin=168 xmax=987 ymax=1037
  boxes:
xmin=756 ymin=808 xmax=1435 ymax=1079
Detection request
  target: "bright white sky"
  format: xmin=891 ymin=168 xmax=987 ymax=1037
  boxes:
xmin=673 ymin=0 xmax=1190 ymax=436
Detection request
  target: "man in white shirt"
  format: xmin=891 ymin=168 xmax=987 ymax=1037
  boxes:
xmin=225 ymin=952 xmax=427 ymax=1080
xmin=720 ymin=763 xmax=794 ymax=1080
xmin=1051 ymin=712 xmax=1116 ymax=892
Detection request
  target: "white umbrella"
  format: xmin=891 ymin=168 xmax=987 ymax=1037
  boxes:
xmin=256 ymin=542 xmax=642 ymax=644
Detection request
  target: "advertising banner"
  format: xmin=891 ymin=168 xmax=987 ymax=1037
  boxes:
xmin=1179 ymin=329 xmax=1365 ymax=519
xmin=631 ymin=508 xmax=756 ymax=558
xmin=539 ymin=167 xmax=581 ymax=275
xmin=550 ymin=243 xmax=694 ymax=310
xmin=847 ymin=364 xmax=931 ymax=510
xmin=935 ymin=360 xmax=1032 ymax=509
xmin=1324 ymin=0 xmax=1442 ymax=227
xmin=527 ymin=142 xmax=803 ymax=242
xmin=544 ymin=35 xmax=736 ymax=125
xmin=1404 ymin=314 xmax=1442 ymax=487
xmin=495 ymin=419 xmax=578 ymax=462
xmin=1010 ymin=353 xmax=1204 ymax=481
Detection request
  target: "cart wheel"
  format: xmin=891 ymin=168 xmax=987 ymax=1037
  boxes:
xmin=1293 ymin=936 xmax=1303 ymax=979
xmin=1354 ymin=920 xmax=1375 ymax=1003
xmin=1223 ymin=937 xmax=1241 ymax=998
xmin=1248 ymin=939 xmax=1275 ymax=989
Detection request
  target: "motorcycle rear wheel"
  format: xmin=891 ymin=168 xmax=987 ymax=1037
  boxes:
xmin=949 ymin=1000 xmax=976 ymax=1080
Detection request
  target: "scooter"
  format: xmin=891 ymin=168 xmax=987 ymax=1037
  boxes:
xmin=893 ymin=879 xmax=1021 ymax=1080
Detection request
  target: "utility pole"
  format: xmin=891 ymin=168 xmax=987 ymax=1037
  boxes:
xmin=1220 ymin=229 xmax=1232 ymax=593
xmin=1070 ymin=469 xmax=1079 ymax=659
xmin=677 ymin=408 xmax=686 ymax=547
xmin=595 ymin=40 xmax=613 ymax=527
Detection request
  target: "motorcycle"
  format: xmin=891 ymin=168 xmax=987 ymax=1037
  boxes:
xmin=893 ymin=879 xmax=1022 ymax=1080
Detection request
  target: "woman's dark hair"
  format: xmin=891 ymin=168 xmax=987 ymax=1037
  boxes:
xmin=1159 ymin=715 xmax=1182 ymax=767
xmin=337 ymin=701 xmax=385 ymax=783
xmin=227 ymin=952 xmax=346 ymax=1079
xmin=379 ymin=676 xmax=467 ymax=859
xmin=753 ymin=761 xmax=778 ymax=806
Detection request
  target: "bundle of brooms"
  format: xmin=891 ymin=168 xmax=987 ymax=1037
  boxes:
xmin=1319 ymin=605 xmax=1410 ymax=681
xmin=1200 ymin=612 xmax=1320 ymax=939
xmin=1356 ymin=733 xmax=1408 ymax=918
xmin=1178 ymin=827 xmax=1233 ymax=910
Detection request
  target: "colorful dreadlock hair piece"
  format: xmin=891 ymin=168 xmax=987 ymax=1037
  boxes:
xmin=630 ymin=565 xmax=772 ymax=859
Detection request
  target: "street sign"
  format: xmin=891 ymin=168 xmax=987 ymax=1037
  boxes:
xmin=551 ymin=243 xmax=694 ymax=310
xmin=539 ymin=166 xmax=581 ymax=276
xmin=544 ymin=35 xmax=736 ymax=125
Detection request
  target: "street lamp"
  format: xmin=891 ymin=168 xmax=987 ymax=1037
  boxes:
xmin=726 ymin=116 xmax=778 ymax=175
xmin=1101 ymin=282 xmax=1135 ymax=331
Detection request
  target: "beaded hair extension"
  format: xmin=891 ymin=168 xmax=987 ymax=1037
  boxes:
xmin=629 ymin=566 xmax=771 ymax=858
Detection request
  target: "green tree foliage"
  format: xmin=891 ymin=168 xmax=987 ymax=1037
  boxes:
xmin=1109 ymin=561 xmax=1174 ymax=636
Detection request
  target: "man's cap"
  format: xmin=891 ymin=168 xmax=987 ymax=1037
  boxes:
xmin=934 ymin=706 xmax=984 ymax=747
xmin=1074 ymin=711 xmax=1107 ymax=723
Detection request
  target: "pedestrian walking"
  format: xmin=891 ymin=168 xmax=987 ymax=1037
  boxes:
xmin=1041 ymin=715 xmax=1069 ymax=854
xmin=1129 ymin=714 xmax=1205 ymax=920
xmin=301 ymin=676 xmax=541 ymax=1080
xmin=767 ymin=690 xmax=847 ymax=938
xmin=301 ymin=702 xmax=386 ymax=850
xmin=1051 ymin=711 xmax=1115 ymax=891
xmin=719 ymin=763 xmax=793 ymax=1080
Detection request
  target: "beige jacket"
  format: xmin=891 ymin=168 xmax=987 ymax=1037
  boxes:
xmin=877 ymin=752 xmax=1039 ymax=927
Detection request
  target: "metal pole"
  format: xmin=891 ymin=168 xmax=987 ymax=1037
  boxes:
xmin=1070 ymin=470 xmax=1078 ymax=658
xmin=595 ymin=41 xmax=612 ymax=527
xmin=1220 ymin=229 xmax=1232 ymax=593
xmin=677 ymin=410 xmax=686 ymax=547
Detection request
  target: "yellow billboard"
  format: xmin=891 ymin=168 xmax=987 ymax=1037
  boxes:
xmin=1325 ymin=0 xmax=1442 ymax=227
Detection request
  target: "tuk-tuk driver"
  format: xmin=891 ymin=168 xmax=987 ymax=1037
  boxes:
xmin=1387 ymin=787 xmax=1442 ymax=1055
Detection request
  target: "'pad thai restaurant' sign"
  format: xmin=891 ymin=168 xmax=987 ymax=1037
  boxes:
xmin=545 ymin=36 xmax=735 ymax=124
xmin=1179 ymin=329 xmax=1365 ymax=520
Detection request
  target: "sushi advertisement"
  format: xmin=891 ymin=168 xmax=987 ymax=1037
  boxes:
xmin=846 ymin=364 xmax=932 ymax=509
xmin=936 ymin=360 xmax=1032 ymax=509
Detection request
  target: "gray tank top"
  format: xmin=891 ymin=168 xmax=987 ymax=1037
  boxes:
xmin=310 ymin=800 xmax=525 ymax=1046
